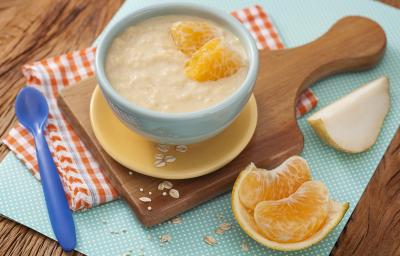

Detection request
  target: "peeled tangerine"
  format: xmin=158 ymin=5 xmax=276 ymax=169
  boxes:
xmin=184 ymin=37 xmax=242 ymax=82
xmin=232 ymin=156 xmax=349 ymax=251
xmin=308 ymin=76 xmax=390 ymax=153
xmin=170 ymin=21 xmax=219 ymax=56
xmin=238 ymin=156 xmax=312 ymax=210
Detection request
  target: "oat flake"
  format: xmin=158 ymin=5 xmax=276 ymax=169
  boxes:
xmin=158 ymin=181 xmax=173 ymax=190
xmin=241 ymin=242 xmax=249 ymax=252
xmin=139 ymin=197 xmax=151 ymax=202
xmin=203 ymin=236 xmax=217 ymax=246
xmin=160 ymin=234 xmax=171 ymax=243
xmin=157 ymin=144 xmax=169 ymax=153
xmin=171 ymin=216 xmax=182 ymax=224
xmin=175 ymin=145 xmax=188 ymax=152
xmin=215 ymin=228 xmax=224 ymax=235
xmin=154 ymin=153 xmax=164 ymax=159
xmin=169 ymin=189 xmax=180 ymax=199
xmin=154 ymin=159 xmax=166 ymax=168
xmin=219 ymin=223 xmax=232 ymax=231
xmin=164 ymin=155 xmax=176 ymax=163
xmin=163 ymin=181 xmax=173 ymax=189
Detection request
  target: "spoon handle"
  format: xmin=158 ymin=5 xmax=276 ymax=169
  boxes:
xmin=34 ymin=131 xmax=76 ymax=251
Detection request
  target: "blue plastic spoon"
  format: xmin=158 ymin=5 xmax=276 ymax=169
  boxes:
xmin=15 ymin=87 xmax=76 ymax=251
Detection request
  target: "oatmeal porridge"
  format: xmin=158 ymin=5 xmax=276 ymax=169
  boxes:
xmin=105 ymin=15 xmax=248 ymax=113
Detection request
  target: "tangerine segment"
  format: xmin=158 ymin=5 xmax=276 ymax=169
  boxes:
xmin=185 ymin=37 xmax=242 ymax=82
xmin=254 ymin=181 xmax=329 ymax=243
xmin=171 ymin=21 xmax=219 ymax=56
xmin=238 ymin=156 xmax=312 ymax=210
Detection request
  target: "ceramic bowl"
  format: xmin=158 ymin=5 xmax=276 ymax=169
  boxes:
xmin=95 ymin=3 xmax=259 ymax=145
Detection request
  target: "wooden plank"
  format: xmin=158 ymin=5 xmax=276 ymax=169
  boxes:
xmin=0 ymin=0 xmax=124 ymax=255
xmin=331 ymin=127 xmax=400 ymax=255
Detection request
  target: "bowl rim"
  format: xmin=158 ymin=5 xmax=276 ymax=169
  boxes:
xmin=95 ymin=2 xmax=259 ymax=121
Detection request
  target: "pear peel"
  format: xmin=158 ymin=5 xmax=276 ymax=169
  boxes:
xmin=308 ymin=76 xmax=390 ymax=153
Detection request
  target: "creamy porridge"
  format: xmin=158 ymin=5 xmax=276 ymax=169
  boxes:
xmin=105 ymin=15 xmax=248 ymax=113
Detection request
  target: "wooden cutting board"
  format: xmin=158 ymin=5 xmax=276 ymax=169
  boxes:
xmin=58 ymin=16 xmax=386 ymax=226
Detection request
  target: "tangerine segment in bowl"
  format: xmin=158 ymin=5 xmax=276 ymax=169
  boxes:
xmin=185 ymin=37 xmax=243 ymax=82
xmin=170 ymin=21 xmax=219 ymax=56
xmin=238 ymin=156 xmax=312 ymax=209
xmin=254 ymin=181 xmax=329 ymax=243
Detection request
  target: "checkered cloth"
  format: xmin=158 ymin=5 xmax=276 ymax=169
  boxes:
xmin=2 ymin=5 xmax=318 ymax=211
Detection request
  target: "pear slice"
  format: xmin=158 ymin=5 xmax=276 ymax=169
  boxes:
xmin=307 ymin=76 xmax=390 ymax=153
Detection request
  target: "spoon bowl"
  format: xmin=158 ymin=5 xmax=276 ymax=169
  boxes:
xmin=15 ymin=87 xmax=49 ymax=134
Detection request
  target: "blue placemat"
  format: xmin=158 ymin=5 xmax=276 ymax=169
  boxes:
xmin=1 ymin=0 xmax=400 ymax=255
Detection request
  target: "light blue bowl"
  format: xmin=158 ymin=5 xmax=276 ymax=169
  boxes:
xmin=95 ymin=3 xmax=259 ymax=145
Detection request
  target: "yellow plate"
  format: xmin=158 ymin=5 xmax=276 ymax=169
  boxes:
xmin=90 ymin=86 xmax=258 ymax=179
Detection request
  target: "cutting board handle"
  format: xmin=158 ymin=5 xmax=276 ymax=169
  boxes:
xmin=254 ymin=16 xmax=386 ymax=168
xmin=294 ymin=16 xmax=386 ymax=92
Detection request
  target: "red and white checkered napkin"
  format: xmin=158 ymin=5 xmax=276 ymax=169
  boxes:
xmin=2 ymin=5 xmax=318 ymax=211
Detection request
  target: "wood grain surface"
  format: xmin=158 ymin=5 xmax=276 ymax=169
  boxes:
xmin=0 ymin=1 xmax=399 ymax=256
xmin=0 ymin=0 xmax=123 ymax=255
xmin=58 ymin=16 xmax=386 ymax=227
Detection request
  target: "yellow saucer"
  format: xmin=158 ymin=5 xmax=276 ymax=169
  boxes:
xmin=90 ymin=86 xmax=258 ymax=179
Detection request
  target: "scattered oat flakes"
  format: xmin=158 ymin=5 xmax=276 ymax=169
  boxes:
xmin=169 ymin=189 xmax=180 ymax=199
xmin=147 ymin=234 xmax=152 ymax=240
xmin=148 ymin=191 xmax=152 ymax=195
xmin=128 ymin=171 xmax=133 ymax=176
xmin=139 ymin=188 xmax=144 ymax=192
xmin=175 ymin=145 xmax=188 ymax=153
xmin=162 ymin=192 xmax=167 ymax=196
xmin=157 ymin=144 xmax=169 ymax=153
xmin=139 ymin=197 xmax=152 ymax=202
xmin=147 ymin=206 xmax=152 ymax=211
xmin=121 ymin=252 xmax=131 ymax=256
xmin=203 ymin=236 xmax=217 ymax=246
xmin=160 ymin=234 xmax=171 ymax=243
xmin=241 ymin=242 xmax=249 ymax=252
xmin=171 ymin=216 xmax=182 ymax=224
xmin=164 ymin=155 xmax=176 ymax=163
xmin=154 ymin=159 xmax=166 ymax=168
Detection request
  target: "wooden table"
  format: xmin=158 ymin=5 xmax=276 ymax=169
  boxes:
xmin=0 ymin=1 xmax=399 ymax=255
